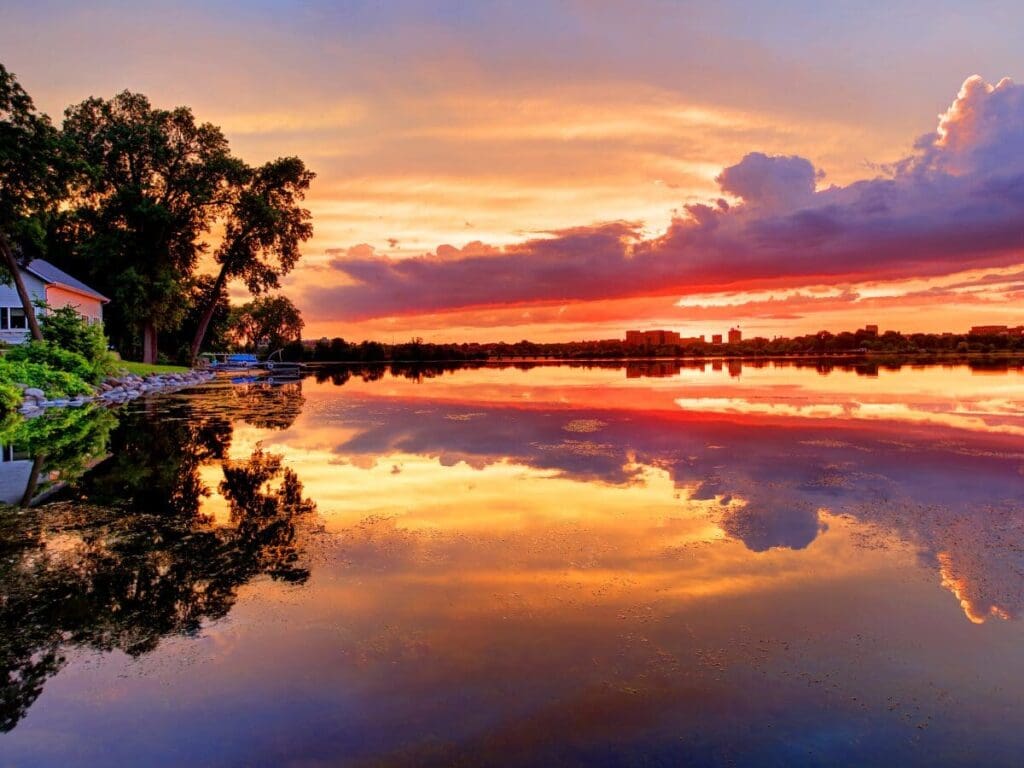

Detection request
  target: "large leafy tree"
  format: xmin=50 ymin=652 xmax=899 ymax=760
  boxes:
xmin=228 ymin=294 xmax=304 ymax=351
xmin=189 ymin=156 xmax=314 ymax=363
xmin=58 ymin=92 xmax=240 ymax=362
xmin=0 ymin=64 xmax=63 ymax=341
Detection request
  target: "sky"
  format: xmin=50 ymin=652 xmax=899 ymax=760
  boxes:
xmin=2 ymin=0 xmax=1024 ymax=342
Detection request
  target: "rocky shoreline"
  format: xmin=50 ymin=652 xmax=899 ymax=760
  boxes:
xmin=18 ymin=369 xmax=217 ymax=417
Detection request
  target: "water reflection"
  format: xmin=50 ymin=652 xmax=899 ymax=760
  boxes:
xmin=1 ymin=363 xmax=1023 ymax=765
xmin=315 ymin=372 xmax=1019 ymax=626
xmin=0 ymin=408 xmax=118 ymax=505
xmin=0 ymin=383 xmax=316 ymax=732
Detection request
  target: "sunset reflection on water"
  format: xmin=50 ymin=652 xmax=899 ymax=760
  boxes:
xmin=3 ymin=361 xmax=1024 ymax=766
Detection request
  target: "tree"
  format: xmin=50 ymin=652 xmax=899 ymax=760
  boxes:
xmin=0 ymin=64 xmax=62 ymax=341
xmin=163 ymin=275 xmax=233 ymax=363
xmin=59 ymin=91 xmax=239 ymax=362
xmin=189 ymin=156 xmax=314 ymax=363
xmin=228 ymin=295 xmax=304 ymax=351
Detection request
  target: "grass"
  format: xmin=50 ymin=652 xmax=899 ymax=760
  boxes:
xmin=118 ymin=361 xmax=191 ymax=376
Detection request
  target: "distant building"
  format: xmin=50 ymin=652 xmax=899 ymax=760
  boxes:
xmin=625 ymin=329 xmax=681 ymax=346
xmin=728 ymin=327 xmax=742 ymax=344
xmin=711 ymin=334 xmax=723 ymax=344
xmin=864 ymin=324 xmax=879 ymax=336
xmin=969 ymin=325 xmax=1010 ymax=336
xmin=626 ymin=361 xmax=681 ymax=378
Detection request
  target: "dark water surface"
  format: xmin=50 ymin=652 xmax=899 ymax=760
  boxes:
xmin=2 ymin=361 xmax=1023 ymax=766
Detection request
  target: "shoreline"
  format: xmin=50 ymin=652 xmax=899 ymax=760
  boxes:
xmin=301 ymin=351 xmax=1024 ymax=365
xmin=18 ymin=369 xmax=216 ymax=418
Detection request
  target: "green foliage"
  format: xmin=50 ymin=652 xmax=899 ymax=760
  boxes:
xmin=0 ymin=355 xmax=92 ymax=399
xmin=228 ymin=294 xmax=304 ymax=351
xmin=0 ymin=310 xmax=119 ymax=410
xmin=39 ymin=304 xmax=108 ymax=360
xmin=163 ymin=274 xmax=233 ymax=362
xmin=1 ymin=63 xmax=65 ymax=339
xmin=6 ymin=341 xmax=94 ymax=383
xmin=0 ymin=379 xmax=20 ymax=412
xmin=188 ymin=157 xmax=314 ymax=361
xmin=216 ymin=157 xmax=315 ymax=294
xmin=6 ymin=70 xmax=313 ymax=364
xmin=55 ymin=91 xmax=241 ymax=360
xmin=0 ymin=63 xmax=64 ymax=255
xmin=118 ymin=361 xmax=189 ymax=376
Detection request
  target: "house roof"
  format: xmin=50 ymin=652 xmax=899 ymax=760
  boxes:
xmin=24 ymin=259 xmax=109 ymax=303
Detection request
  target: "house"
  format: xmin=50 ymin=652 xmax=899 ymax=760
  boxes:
xmin=0 ymin=259 xmax=108 ymax=344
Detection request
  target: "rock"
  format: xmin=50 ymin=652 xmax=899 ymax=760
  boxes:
xmin=23 ymin=387 xmax=45 ymax=399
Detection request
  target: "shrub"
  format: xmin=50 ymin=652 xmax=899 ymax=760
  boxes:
xmin=0 ymin=357 xmax=93 ymax=399
xmin=38 ymin=305 xmax=119 ymax=380
xmin=5 ymin=341 xmax=95 ymax=383
xmin=0 ymin=380 xmax=21 ymax=413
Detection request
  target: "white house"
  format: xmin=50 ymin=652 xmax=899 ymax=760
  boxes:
xmin=0 ymin=259 xmax=108 ymax=345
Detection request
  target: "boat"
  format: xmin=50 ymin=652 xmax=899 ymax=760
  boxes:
xmin=199 ymin=350 xmax=305 ymax=378
xmin=200 ymin=352 xmax=263 ymax=372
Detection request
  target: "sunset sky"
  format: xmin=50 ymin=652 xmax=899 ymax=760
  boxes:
xmin=3 ymin=0 xmax=1024 ymax=342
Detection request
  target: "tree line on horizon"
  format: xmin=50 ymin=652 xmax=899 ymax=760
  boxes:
xmin=286 ymin=326 xmax=1024 ymax=364
xmin=0 ymin=62 xmax=314 ymax=364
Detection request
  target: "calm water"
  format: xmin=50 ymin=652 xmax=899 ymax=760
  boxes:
xmin=2 ymin=360 xmax=1024 ymax=766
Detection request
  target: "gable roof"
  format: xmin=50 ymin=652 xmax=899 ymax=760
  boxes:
xmin=24 ymin=259 xmax=109 ymax=303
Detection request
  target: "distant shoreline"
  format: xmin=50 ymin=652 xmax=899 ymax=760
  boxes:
xmin=302 ymin=351 xmax=1024 ymax=366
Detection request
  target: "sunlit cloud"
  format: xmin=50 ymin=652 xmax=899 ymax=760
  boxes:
xmin=308 ymin=76 xmax=1024 ymax=334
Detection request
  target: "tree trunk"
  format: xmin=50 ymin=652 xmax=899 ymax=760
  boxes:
xmin=189 ymin=264 xmax=229 ymax=366
xmin=19 ymin=454 xmax=46 ymax=507
xmin=142 ymin=320 xmax=158 ymax=364
xmin=0 ymin=231 xmax=44 ymax=342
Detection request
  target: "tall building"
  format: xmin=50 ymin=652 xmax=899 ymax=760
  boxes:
xmin=728 ymin=327 xmax=742 ymax=344
xmin=711 ymin=334 xmax=723 ymax=344
xmin=864 ymin=324 xmax=879 ymax=336
xmin=625 ymin=329 xmax=681 ymax=346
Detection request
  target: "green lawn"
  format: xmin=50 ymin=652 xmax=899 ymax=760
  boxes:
xmin=118 ymin=361 xmax=191 ymax=376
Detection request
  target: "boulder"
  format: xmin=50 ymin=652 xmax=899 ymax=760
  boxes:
xmin=23 ymin=387 xmax=45 ymax=399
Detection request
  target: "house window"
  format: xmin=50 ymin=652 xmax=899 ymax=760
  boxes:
xmin=0 ymin=308 xmax=6 ymax=330
xmin=9 ymin=308 xmax=27 ymax=330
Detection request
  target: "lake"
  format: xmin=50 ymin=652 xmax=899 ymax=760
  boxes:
xmin=2 ymin=360 xmax=1024 ymax=766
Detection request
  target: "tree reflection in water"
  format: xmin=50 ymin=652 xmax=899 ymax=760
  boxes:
xmin=0 ymin=382 xmax=315 ymax=732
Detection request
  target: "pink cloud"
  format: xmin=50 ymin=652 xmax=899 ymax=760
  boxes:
xmin=307 ymin=76 xmax=1024 ymax=321
xmin=715 ymin=151 xmax=820 ymax=211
